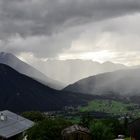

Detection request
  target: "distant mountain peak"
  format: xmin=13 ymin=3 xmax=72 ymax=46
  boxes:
xmin=40 ymin=59 xmax=127 ymax=84
xmin=0 ymin=52 xmax=64 ymax=89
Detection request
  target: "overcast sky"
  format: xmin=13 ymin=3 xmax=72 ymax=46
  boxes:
xmin=0 ymin=0 xmax=140 ymax=66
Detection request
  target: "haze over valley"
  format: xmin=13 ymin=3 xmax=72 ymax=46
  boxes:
xmin=31 ymin=59 xmax=127 ymax=85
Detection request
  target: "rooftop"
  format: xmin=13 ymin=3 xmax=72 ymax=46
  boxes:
xmin=62 ymin=124 xmax=90 ymax=136
xmin=0 ymin=110 xmax=34 ymax=139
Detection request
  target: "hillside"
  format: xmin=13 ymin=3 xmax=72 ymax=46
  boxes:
xmin=0 ymin=52 xmax=64 ymax=89
xmin=80 ymin=99 xmax=140 ymax=117
xmin=64 ymin=68 xmax=140 ymax=97
xmin=0 ymin=64 xmax=95 ymax=112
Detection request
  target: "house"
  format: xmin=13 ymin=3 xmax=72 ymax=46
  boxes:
xmin=0 ymin=110 xmax=34 ymax=140
xmin=129 ymin=118 xmax=140 ymax=140
xmin=61 ymin=124 xmax=92 ymax=140
xmin=114 ymin=134 xmax=125 ymax=140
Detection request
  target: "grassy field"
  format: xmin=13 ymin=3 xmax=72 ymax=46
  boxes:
xmin=80 ymin=99 xmax=140 ymax=116
xmin=125 ymin=138 xmax=131 ymax=140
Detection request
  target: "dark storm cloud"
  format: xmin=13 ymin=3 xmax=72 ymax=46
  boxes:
xmin=0 ymin=0 xmax=140 ymax=38
xmin=0 ymin=0 xmax=140 ymax=58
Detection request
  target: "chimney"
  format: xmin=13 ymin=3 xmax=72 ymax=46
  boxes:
xmin=0 ymin=113 xmax=7 ymax=121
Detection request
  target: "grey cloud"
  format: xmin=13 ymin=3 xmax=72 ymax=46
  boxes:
xmin=0 ymin=30 xmax=75 ymax=58
xmin=0 ymin=0 xmax=140 ymax=38
xmin=0 ymin=0 xmax=140 ymax=59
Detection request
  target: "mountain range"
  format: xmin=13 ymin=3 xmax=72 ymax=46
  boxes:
xmin=64 ymin=68 xmax=140 ymax=97
xmin=32 ymin=59 xmax=127 ymax=84
xmin=0 ymin=63 xmax=95 ymax=112
xmin=1 ymin=52 xmax=140 ymax=112
xmin=0 ymin=52 xmax=63 ymax=89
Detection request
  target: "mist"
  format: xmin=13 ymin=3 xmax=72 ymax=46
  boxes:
xmin=64 ymin=68 xmax=140 ymax=96
xmin=30 ymin=59 xmax=126 ymax=85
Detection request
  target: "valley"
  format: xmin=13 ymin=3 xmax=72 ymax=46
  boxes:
xmin=80 ymin=99 xmax=140 ymax=118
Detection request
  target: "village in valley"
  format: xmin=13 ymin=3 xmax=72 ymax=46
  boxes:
xmin=0 ymin=101 xmax=140 ymax=140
